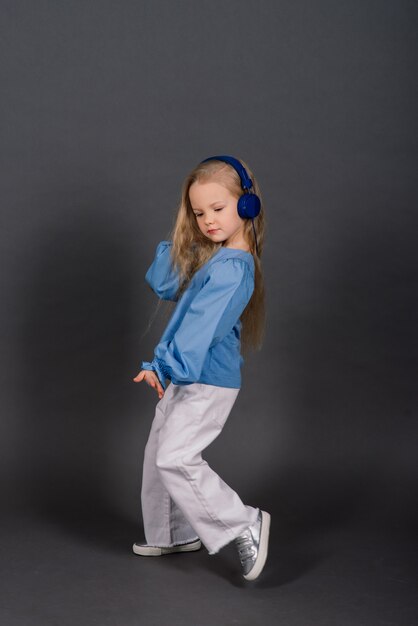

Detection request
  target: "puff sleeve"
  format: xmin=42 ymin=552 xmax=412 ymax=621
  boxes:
xmin=141 ymin=257 xmax=254 ymax=389
xmin=145 ymin=240 xmax=180 ymax=302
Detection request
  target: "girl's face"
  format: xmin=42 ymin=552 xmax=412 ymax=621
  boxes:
xmin=189 ymin=180 xmax=247 ymax=248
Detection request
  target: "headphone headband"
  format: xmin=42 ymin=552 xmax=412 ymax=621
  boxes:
xmin=200 ymin=155 xmax=254 ymax=191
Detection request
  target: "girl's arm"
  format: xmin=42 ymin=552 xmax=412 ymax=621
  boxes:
xmin=145 ymin=241 xmax=180 ymax=302
xmin=141 ymin=257 xmax=254 ymax=389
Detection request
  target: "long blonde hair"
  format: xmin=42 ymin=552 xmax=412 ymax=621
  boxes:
xmin=166 ymin=157 xmax=266 ymax=353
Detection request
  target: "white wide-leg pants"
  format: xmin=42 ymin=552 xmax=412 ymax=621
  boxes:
xmin=140 ymin=381 xmax=259 ymax=555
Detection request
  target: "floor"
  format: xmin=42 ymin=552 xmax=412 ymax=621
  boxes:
xmin=1 ymin=503 xmax=416 ymax=626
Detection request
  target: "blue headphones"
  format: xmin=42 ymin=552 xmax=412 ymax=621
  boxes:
xmin=199 ymin=155 xmax=261 ymax=256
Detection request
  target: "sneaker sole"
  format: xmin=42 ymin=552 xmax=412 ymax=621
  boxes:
xmin=132 ymin=539 xmax=201 ymax=556
xmin=243 ymin=510 xmax=271 ymax=581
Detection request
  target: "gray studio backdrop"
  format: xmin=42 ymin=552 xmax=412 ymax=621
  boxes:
xmin=1 ymin=1 xmax=416 ymax=534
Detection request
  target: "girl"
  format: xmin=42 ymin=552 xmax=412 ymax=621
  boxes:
xmin=132 ymin=155 xmax=271 ymax=581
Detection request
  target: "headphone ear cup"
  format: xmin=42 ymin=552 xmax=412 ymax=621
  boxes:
xmin=237 ymin=193 xmax=261 ymax=219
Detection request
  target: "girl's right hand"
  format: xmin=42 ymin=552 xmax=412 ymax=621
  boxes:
xmin=132 ymin=369 xmax=165 ymax=399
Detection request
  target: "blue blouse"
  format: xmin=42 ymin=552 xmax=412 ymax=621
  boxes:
xmin=141 ymin=241 xmax=255 ymax=390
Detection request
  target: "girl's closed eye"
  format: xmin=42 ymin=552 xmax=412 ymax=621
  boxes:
xmin=195 ymin=208 xmax=224 ymax=218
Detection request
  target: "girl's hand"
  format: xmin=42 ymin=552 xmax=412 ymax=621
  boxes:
xmin=133 ymin=369 xmax=164 ymax=399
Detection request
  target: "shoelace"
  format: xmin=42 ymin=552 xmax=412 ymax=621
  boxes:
xmin=235 ymin=530 xmax=256 ymax=565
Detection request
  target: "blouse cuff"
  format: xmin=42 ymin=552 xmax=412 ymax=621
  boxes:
xmin=140 ymin=357 xmax=170 ymax=390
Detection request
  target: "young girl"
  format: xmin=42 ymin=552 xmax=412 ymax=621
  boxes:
xmin=132 ymin=155 xmax=271 ymax=581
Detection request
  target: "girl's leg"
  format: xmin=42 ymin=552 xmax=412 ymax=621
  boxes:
xmin=155 ymin=382 xmax=259 ymax=555
xmin=141 ymin=383 xmax=199 ymax=547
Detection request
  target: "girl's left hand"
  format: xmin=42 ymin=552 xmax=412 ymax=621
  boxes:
xmin=132 ymin=369 xmax=164 ymax=399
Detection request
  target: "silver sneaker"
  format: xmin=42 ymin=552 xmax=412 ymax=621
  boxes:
xmin=132 ymin=538 xmax=201 ymax=556
xmin=234 ymin=509 xmax=271 ymax=580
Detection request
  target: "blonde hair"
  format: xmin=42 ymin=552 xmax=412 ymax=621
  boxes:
xmin=166 ymin=157 xmax=266 ymax=353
